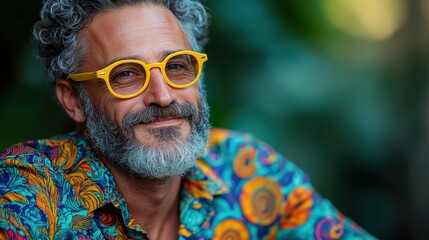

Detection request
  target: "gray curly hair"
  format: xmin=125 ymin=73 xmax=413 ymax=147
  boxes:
xmin=33 ymin=0 xmax=210 ymax=83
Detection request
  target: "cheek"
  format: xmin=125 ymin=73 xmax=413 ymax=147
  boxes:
xmin=84 ymin=81 xmax=113 ymax=107
xmin=110 ymin=100 xmax=141 ymax=125
xmin=179 ymin=85 xmax=201 ymax=105
xmin=85 ymin=82 xmax=135 ymax=124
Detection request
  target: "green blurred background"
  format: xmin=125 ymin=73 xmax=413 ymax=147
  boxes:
xmin=1 ymin=0 xmax=428 ymax=239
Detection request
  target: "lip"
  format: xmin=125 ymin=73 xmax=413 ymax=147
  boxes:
xmin=145 ymin=117 xmax=183 ymax=127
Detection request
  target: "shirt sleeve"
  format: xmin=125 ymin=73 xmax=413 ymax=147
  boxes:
xmin=230 ymin=129 xmax=378 ymax=239
xmin=253 ymin=137 xmax=378 ymax=239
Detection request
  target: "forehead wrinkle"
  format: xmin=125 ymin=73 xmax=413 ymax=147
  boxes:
xmin=105 ymin=49 xmax=189 ymax=66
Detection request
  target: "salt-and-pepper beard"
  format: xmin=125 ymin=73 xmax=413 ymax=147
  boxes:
xmin=79 ymin=86 xmax=210 ymax=179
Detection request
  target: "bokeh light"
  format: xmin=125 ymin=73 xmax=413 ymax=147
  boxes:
xmin=323 ymin=0 xmax=407 ymax=41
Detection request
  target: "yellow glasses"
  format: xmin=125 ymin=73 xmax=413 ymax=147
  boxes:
xmin=67 ymin=50 xmax=208 ymax=99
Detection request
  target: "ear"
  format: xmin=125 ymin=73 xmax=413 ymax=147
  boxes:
xmin=55 ymin=79 xmax=86 ymax=123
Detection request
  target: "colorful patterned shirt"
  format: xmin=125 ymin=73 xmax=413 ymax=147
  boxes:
xmin=0 ymin=128 xmax=376 ymax=239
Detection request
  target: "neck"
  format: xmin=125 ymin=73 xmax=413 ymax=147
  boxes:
xmin=104 ymin=160 xmax=182 ymax=239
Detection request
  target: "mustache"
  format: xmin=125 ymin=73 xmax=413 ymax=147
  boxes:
xmin=122 ymin=102 xmax=198 ymax=128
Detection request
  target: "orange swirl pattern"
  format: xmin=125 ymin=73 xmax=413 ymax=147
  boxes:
xmin=213 ymin=219 xmax=250 ymax=240
xmin=240 ymin=177 xmax=282 ymax=226
xmin=233 ymin=147 xmax=257 ymax=179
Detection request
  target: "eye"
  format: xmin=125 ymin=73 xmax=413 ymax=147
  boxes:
xmin=110 ymin=63 xmax=145 ymax=85
xmin=115 ymin=70 xmax=135 ymax=79
xmin=111 ymin=70 xmax=138 ymax=84
xmin=165 ymin=61 xmax=188 ymax=71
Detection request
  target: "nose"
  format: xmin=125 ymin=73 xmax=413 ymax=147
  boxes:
xmin=142 ymin=68 xmax=174 ymax=107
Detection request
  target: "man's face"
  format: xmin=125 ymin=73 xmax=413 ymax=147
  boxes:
xmin=76 ymin=4 xmax=210 ymax=178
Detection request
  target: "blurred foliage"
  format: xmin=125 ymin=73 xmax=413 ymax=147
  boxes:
xmin=1 ymin=0 xmax=429 ymax=239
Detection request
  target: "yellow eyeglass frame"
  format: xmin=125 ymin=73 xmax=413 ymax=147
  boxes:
xmin=67 ymin=50 xmax=208 ymax=99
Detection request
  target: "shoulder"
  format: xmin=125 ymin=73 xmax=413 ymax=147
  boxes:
xmin=205 ymin=128 xmax=310 ymax=184
xmin=1 ymin=131 xmax=90 ymax=171
xmin=0 ymin=131 xmax=95 ymax=194
xmin=0 ymin=132 xmax=86 ymax=190
xmin=207 ymin=128 xmax=278 ymax=162
xmin=0 ymin=132 xmax=87 ymax=200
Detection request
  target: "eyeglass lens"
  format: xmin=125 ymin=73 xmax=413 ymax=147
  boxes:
xmin=109 ymin=53 xmax=199 ymax=96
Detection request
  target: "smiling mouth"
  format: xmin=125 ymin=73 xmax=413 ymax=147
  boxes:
xmin=144 ymin=117 xmax=184 ymax=127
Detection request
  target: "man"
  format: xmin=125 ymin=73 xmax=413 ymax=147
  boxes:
xmin=0 ymin=0 xmax=377 ymax=239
